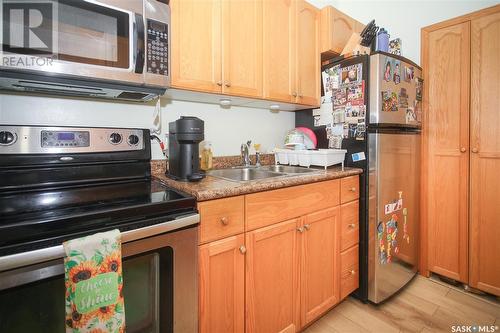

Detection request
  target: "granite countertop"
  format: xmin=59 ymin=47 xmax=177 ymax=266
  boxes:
xmin=153 ymin=166 xmax=363 ymax=201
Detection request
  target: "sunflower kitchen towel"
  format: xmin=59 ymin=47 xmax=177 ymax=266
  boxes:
xmin=63 ymin=229 xmax=125 ymax=333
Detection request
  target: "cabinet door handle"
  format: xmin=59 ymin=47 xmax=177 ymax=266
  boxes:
xmin=239 ymin=245 xmax=247 ymax=254
xmin=350 ymin=187 xmax=357 ymax=192
xmin=225 ymin=82 xmax=231 ymax=87
xmin=350 ymin=270 xmax=356 ymax=275
xmin=292 ymin=92 xmax=297 ymax=97
xmin=472 ymin=148 xmax=479 ymax=153
xmin=220 ymin=217 xmax=229 ymax=225
xmin=297 ymin=227 xmax=305 ymax=233
xmin=460 ymin=147 xmax=467 ymax=153
xmin=304 ymin=224 xmax=311 ymax=231
xmin=216 ymin=81 xmax=222 ymax=86
xmin=348 ymin=223 xmax=356 ymax=229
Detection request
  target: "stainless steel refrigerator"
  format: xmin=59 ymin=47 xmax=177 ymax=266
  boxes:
xmin=367 ymin=53 xmax=421 ymax=303
xmin=298 ymin=51 xmax=422 ymax=303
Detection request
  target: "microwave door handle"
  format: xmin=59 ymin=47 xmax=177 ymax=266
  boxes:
xmin=134 ymin=13 xmax=145 ymax=74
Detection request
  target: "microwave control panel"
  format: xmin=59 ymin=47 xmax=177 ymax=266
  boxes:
xmin=146 ymin=19 xmax=168 ymax=76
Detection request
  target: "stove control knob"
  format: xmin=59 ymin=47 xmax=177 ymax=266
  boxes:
xmin=128 ymin=134 xmax=140 ymax=146
xmin=0 ymin=131 xmax=16 ymax=145
xmin=109 ymin=133 xmax=122 ymax=144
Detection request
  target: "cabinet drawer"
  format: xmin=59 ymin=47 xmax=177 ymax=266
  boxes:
xmin=340 ymin=201 xmax=359 ymax=251
xmin=246 ymin=180 xmax=340 ymax=231
xmin=340 ymin=245 xmax=359 ymax=299
xmin=198 ymin=196 xmax=245 ymax=244
xmin=340 ymin=176 xmax=359 ymax=204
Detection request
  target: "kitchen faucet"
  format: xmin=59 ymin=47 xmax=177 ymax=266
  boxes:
xmin=241 ymin=140 xmax=251 ymax=167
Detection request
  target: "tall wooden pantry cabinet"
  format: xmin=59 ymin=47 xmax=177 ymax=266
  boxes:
xmin=421 ymin=5 xmax=500 ymax=296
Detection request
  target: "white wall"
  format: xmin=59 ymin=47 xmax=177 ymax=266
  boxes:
xmin=0 ymin=93 xmax=295 ymax=159
xmin=308 ymin=0 xmax=499 ymax=64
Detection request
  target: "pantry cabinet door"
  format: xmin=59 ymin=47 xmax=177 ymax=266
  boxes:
xmin=170 ymin=0 xmax=222 ymax=93
xmin=424 ymin=22 xmax=470 ymax=283
xmin=246 ymin=219 xmax=300 ymax=333
xmin=199 ymin=235 xmax=245 ymax=333
xmin=469 ymin=11 xmax=500 ymax=297
xmin=263 ymin=0 xmax=296 ymax=103
xmin=300 ymin=207 xmax=340 ymax=328
xmin=295 ymin=0 xmax=320 ymax=106
xmin=221 ymin=0 xmax=263 ymax=98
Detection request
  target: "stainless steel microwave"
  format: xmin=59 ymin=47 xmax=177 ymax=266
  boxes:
xmin=0 ymin=0 xmax=170 ymax=101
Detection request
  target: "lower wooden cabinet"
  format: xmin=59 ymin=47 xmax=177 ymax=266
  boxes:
xmin=199 ymin=235 xmax=245 ymax=333
xmin=300 ymin=207 xmax=339 ymax=328
xmin=246 ymin=219 xmax=300 ymax=333
xmin=198 ymin=177 xmax=360 ymax=332
xmin=340 ymin=244 xmax=359 ymax=300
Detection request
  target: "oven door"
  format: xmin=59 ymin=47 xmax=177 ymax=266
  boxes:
xmin=0 ymin=217 xmax=198 ymax=333
xmin=1 ymin=0 xmax=146 ymax=85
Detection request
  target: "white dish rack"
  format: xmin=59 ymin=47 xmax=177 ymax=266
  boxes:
xmin=274 ymin=148 xmax=347 ymax=170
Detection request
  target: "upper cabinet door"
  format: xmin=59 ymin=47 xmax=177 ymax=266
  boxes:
xmin=424 ymin=22 xmax=470 ymax=283
xmin=295 ymin=0 xmax=320 ymax=106
xmin=469 ymin=10 xmax=500 ymax=297
xmin=263 ymin=0 xmax=295 ymax=103
xmin=170 ymin=0 xmax=222 ymax=93
xmin=222 ymin=0 xmax=263 ymax=98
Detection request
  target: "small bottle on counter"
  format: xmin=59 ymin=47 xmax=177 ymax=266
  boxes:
xmin=200 ymin=142 xmax=213 ymax=171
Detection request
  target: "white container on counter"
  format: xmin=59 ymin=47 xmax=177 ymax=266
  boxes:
xmin=274 ymin=148 xmax=347 ymax=170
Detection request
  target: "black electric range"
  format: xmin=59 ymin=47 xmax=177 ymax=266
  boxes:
xmin=0 ymin=125 xmax=196 ymax=258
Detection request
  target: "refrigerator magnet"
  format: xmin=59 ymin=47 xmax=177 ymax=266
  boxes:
xmin=406 ymin=108 xmax=417 ymax=123
xmin=399 ymin=87 xmax=408 ymax=108
xmin=383 ymin=59 xmax=392 ymax=82
xmin=351 ymin=152 xmax=366 ymax=162
xmin=404 ymin=66 xmax=414 ymax=82
xmin=393 ymin=60 xmax=401 ymax=85
xmin=416 ymin=78 xmax=423 ymax=101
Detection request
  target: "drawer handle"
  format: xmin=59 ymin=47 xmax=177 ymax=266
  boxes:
xmin=350 ymin=270 xmax=356 ymax=275
xmin=350 ymin=187 xmax=356 ymax=192
xmin=304 ymin=224 xmax=311 ymax=231
xmin=216 ymin=81 xmax=223 ymax=86
xmin=297 ymin=227 xmax=305 ymax=233
xmin=220 ymin=217 xmax=229 ymax=225
xmin=348 ymin=223 xmax=356 ymax=229
xmin=239 ymin=245 xmax=247 ymax=254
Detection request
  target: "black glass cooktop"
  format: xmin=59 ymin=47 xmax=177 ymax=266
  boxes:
xmin=0 ymin=179 xmax=196 ymax=256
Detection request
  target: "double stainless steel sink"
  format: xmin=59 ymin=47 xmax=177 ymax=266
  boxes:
xmin=208 ymin=165 xmax=321 ymax=182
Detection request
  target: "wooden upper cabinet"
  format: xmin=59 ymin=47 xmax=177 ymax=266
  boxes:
xmin=469 ymin=10 xmax=500 ymax=297
xmin=199 ymin=234 xmax=245 ymax=333
xmin=300 ymin=207 xmax=339 ymax=328
xmin=222 ymin=0 xmax=263 ymax=98
xmin=295 ymin=0 xmax=320 ymax=106
xmin=246 ymin=219 xmax=300 ymax=333
xmin=263 ymin=0 xmax=296 ymax=103
xmin=424 ymin=22 xmax=470 ymax=283
xmin=320 ymin=6 xmax=363 ymax=58
xmin=170 ymin=0 xmax=222 ymax=92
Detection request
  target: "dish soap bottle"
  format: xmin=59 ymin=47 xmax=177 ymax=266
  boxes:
xmin=201 ymin=142 xmax=213 ymax=171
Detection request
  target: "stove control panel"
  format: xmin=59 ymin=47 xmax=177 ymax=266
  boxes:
xmin=41 ymin=130 xmax=90 ymax=148
xmin=0 ymin=126 xmax=146 ymax=154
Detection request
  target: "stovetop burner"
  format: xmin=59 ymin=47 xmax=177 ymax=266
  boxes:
xmin=0 ymin=178 xmax=196 ymax=256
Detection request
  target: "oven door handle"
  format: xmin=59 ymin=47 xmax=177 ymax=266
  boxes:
xmin=0 ymin=213 xmax=200 ymax=272
xmin=134 ymin=13 xmax=145 ymax=74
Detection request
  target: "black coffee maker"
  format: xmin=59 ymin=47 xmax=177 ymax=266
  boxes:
xmin=167 ymin=116 xmax=205 ymax=182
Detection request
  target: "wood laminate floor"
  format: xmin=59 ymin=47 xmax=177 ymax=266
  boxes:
xmin=304 ymin=276 xmax=500 ymax=333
